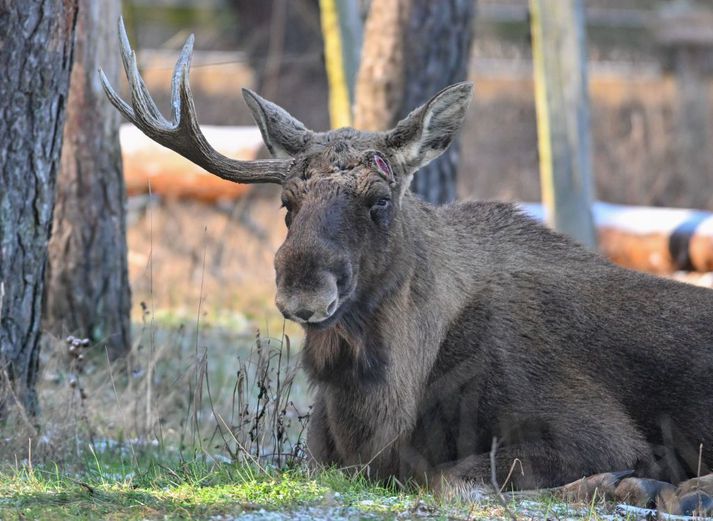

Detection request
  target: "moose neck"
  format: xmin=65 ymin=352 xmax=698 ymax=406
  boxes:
xmin=301 ymin=192 xmax=485 ymax=470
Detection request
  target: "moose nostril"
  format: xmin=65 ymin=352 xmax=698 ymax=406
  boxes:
xmin=326 ymin=298 xmax=338 ymax=316
xmin=294 ymin=309 xmax=314 ymax=321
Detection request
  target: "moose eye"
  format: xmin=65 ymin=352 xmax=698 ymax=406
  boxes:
xmin=369 ymin=197 xmax=392 ymax=223
xmin=372 ymin=198 xmax=390 ymax=209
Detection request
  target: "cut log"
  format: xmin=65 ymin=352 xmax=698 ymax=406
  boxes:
xmin=120 ymin=124 xmax=263 ymax=202
xmin=120 ymin=121 xmax=713 ymax=276
xmin=522 ymin=202 xmax=713 ymax=274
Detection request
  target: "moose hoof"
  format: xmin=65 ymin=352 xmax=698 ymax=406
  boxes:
xmin=613 ymin=477 xmax=675 ymax=508
xmin=658 ymin=474 xmax=713 ymax=515
xmin=562 ymin=470 xmax=635 ymax=502
xmin=676 ymin=491 xmax=713 ymax=516
xmin=676 ymin=473 xmax=713 ymax=496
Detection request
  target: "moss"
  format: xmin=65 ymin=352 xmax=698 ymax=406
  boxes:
xmin=0 ymin=457 xmax=417 ymax=520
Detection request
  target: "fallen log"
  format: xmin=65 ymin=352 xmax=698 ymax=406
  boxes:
xmin=522 ymin=202 xmax=713 ymax=274
xmin=119 ymin=122 xmax=713 ymax=275
xmin=120 ymin=124 xmax=263 ymax=202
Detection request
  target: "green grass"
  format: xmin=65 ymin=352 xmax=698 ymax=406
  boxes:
xmin=0 ymin=448 xmax=627 ymax=521
xmin=0 ymin=451 xmax=429 ymax=521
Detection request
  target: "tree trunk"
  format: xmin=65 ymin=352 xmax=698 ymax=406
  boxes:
xmin=228 ymin=0 xmax=330 ymax=131
xmin=44 ymin=0 xmax=131 ymax=358
xmin=0 ymin=0 xmax=79 ymax=417
xmin=354 ymin=0 xmax=475 ymax=204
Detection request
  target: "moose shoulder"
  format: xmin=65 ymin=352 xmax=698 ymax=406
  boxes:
xmin=103 ymin=20 xmax=713 ymax=491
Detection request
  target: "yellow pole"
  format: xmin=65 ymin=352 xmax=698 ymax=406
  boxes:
xmin=529 ymin=0 xmax=555 ymax=224
xmin=320 ymin=0 xmax=353 ymax=128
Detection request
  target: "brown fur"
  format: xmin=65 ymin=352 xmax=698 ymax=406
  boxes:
xmin=105 ymin=28 xmax=713 ymax=491
xmin=240 ymin=83 xmax=713 ymax=490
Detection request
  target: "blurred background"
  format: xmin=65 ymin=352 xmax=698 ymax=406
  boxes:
xmin=4 ymin=0 xmax=713 ymax=463
xmin=123 ymin=0 xmax=713 ymax=206
xmin=119 ymin=0 xmax=713 ymax=322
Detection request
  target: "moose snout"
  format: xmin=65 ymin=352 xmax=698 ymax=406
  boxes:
xmin=275 ymin=272 xmax=340 ymax=324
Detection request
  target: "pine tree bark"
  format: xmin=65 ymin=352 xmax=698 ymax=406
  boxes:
xmin=354 ymin=0 xmax=475 ymax=204
xmin=44 ymin=0 xmax=131 ymax=358
xmin=0 ymin=0 xmax=79 ymax=416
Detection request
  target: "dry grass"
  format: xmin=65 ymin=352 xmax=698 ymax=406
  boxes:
xmin=1 ymin=196 xmax=310 ymax=468
xmin=0 ymin=320 xmax=310 ymax=471
xmin=126 ymin=194 xmax=292 ymax=324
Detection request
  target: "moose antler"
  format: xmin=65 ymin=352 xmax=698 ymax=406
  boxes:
xmin=100 ymin=18 xmax=290 ymax=184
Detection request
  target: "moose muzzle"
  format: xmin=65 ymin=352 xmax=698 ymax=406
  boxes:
xmin=273 ymin=192 xmax=356 ymax=326
xmin=275 ymin=271 xmax=340 ymax=324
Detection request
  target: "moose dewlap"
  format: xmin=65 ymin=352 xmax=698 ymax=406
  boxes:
xmin=103 ymin=18 xmax=713 ymax=491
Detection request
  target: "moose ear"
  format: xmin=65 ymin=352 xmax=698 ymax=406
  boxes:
xmin=385 ymin=82 xmax=473 ymax=176
xmin=242 ymin=88 xmax=313 ymax=158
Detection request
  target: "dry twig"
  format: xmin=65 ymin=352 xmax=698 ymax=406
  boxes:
xmin=490 ymin=437 xmax=518 ymax=521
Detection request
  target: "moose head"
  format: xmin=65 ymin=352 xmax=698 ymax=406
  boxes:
xmin=101 ymin=19 xmax=472 ymax=330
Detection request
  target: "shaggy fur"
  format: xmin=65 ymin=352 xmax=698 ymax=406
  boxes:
xmin=249 ymin=83 xmax=713 ymax=489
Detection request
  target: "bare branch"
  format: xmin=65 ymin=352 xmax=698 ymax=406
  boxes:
xmin=490 ymin=437 xmax=519 ymax=521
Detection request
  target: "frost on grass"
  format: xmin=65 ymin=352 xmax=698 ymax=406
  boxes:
xmin=215 ymin=506 xmax=384 ymax=521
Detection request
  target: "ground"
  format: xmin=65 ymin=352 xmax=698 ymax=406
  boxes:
xmin=1 ymin=200 xmax=706 ymax=520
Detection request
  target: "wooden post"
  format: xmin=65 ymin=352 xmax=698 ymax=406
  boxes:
xmin=530 ymin=0 xmax=597 ymax=248
xmin=319 ymin=0 xmax=363 ymax=128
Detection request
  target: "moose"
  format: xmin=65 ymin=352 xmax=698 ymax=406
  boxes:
xmin=103 ymin=20 xmax=713 ymax=510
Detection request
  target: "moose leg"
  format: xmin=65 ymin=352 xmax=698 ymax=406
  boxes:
xmin=441 ymin=426 xmax=649 ymax=492
xmin=442 ymin=442 xmax=584 ymax=490
xmin=305 ymin=394 xmax=339 ymax=467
